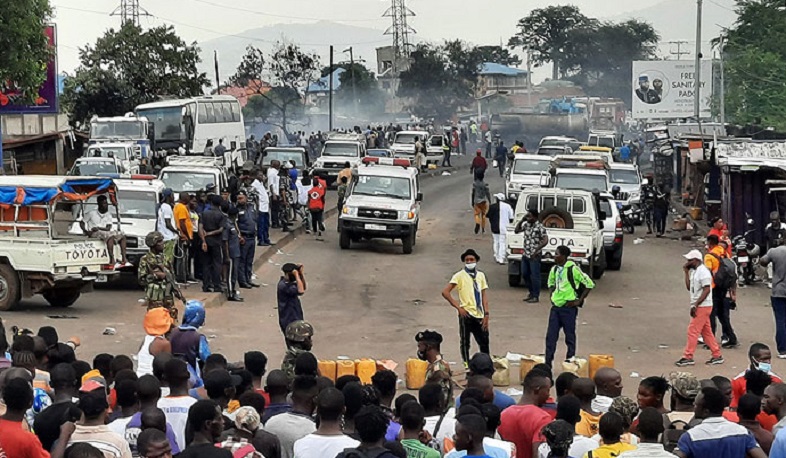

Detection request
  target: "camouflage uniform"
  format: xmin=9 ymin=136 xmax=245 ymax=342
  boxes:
xmin=138 ymin=232 xmax=182 ymax=319
xmin=426 ymin=356 xmax=454 ymax=408
xmin=281 ymin=320 xmax=314 ymax=381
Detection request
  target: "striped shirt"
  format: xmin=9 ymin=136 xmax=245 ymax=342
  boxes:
xmin=676 ymin=417 xmax=759 ymax=458
xmin=68 ymin=424 xmax=132 ymax=458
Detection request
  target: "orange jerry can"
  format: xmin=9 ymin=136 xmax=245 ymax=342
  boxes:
xmin=588 ymin=354 xmax=615 ymax=379
xmin=318 ymin=360 xmax=337 ymax=382
xmin=519 ymin=355 xmax=546 ymax=383
xmin=406 ymin=358 xmax=429 ymax=390
xmin=336 ymin=360 xmax=356 ymax=379
xmin=356 ymin=359 xmax=377 ymax=384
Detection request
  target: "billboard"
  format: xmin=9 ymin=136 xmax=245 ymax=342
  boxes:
xmin=631 ymin=60 xmax=712 ymax=120
xmin=0 ymin=25 xmax=58 ymax=114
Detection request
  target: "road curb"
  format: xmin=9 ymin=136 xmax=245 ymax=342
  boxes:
xmin=201 ymin=162 xmax=469 ymax=308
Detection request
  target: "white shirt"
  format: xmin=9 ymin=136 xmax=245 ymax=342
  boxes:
xmin=617 ymin=442 xmax=677 ymax=458
xmin=425 ymin=411 xmax=457 ymax=452
xmin=268 ymin=168 xmax=280 ymax=197
xmin=499 ymin=201 xmax=514 ymax=232
xmin=297 ymin=182 xmax=313 ymax=206
xmin=107 ymin=416 xmax=133 ymax=437
xmin=85 ymin=209 xmax=114 ymax=231
xmin=157 ymin=202 xmax=177 ymax=241
xmin=293 ymin=433 xmax=359 ymax=458
xmin=252 ymin=179 xmax=270 ymax=213
xmin=265 ymin=412 xmax=317 ymax=458
xmin=690 ymin=264 xmax=713 ymax=307
xmin=538 ymin=434 xmax=599 ymax=458
xmin=157 ymin=395 xmax=197 ymax=451
xmin=592 ymin=395 xmax=614 ymax=414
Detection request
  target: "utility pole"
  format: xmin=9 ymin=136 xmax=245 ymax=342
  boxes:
xmin=111 ymin=0 xmax=150 ymax=26
xmin=344 ymin=47 xmax=358 ymax=117
xmin=383 ymin=0 xmax=416 ymax=60
xmin=694 ymin=0 xmax=703 ymax=119
xmin=526 ymin=44 xmax=532 ymax=109
xmin=669 ymin=40 xmax=691 ymax=60
xmin=329 ymin=45 xmax=334 ymax=131
xmin=717 ymin=33 xmax=726 ymax=126
xmin=214 ymin=51 xmax=220 ymax=94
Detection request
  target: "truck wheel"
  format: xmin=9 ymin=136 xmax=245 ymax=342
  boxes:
xmin=592 ymin=250 xmax=606 ymax=279
xmin=339 ymin=230 xmax=351 ymax=250
xmin=43 ymin=289 xmax=81 ymax=308
xmin=540 ymin=207 xmax=574 ymax=229
xmin=0 ymin=264 xmax=21 ymax=311
xmin=402 ymin=235 xmax=414 ymax=254
xmin=606 ymin=247 xmax=623 ymax=271
xmin=508 ymin=274 xmax=522 ymax=287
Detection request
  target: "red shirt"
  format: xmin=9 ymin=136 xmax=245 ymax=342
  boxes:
xmin=498 ymin=404 xmax=551 ymax=458
xmin=0 ymin=418 xmax=49 ymax=458
xmin=731 ymin=370 xmax=783 ymax=408
xmin=255 ymin=388 xmax=271 ymax=405
xmin=307 ymin=185 xmax=326 ymax=211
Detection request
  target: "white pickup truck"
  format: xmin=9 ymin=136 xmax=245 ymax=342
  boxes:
xmin=507 ymin=188 xmax=606 ymax=287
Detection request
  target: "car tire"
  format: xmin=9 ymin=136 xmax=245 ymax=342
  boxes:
xmin=592 ymin=250 xmax=606 ymax=279
xmin=508 ymin=274 xmax=522 ymax=287
xmin=402 ymin=234 xmax=414 ymax=254
xmin=606 ymin=247 xmax=623 ymax=271
xmin=43 ymin=288 xmax=81 ymax=308
xmin=539 ymin=207 xmax=575 ymax=229
xmin=339 ymin=230 xmax=351 ymax=250
xmin=0 ymin=264 xmax=21 ymax=311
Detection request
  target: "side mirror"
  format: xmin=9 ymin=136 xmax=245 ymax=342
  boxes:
xmin=642 ymin=178 xmax=649 ymax=186
xmin=416 ymin=192 xmax=423 ymax=202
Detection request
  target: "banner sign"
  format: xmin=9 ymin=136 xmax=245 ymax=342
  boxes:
xmin=0 ymin=25 xmax=58 ymax=114
xmin=632 ymin=60 xmax=712 ymax=120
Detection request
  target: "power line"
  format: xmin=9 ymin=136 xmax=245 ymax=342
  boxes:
xmin=383 ymin=0 xmax=416 ymax=58
xmin=189 ymin=0 xmax=386 ymax=23
xmin=111 ymin=0 xmax=150 ymax=27
xmin=668 ymin=40 xmax=691 ymax=59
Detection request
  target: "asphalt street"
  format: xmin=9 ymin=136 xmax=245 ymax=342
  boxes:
xmin=6 ymin=163 xmax=778 ymax=392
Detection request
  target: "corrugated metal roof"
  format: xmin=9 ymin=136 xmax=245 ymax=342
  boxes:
xmin=480 ymin=63 xmax=528 ymax=76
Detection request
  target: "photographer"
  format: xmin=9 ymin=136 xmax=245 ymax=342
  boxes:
xmin=277 ymin=263 xmax=307 ymax=336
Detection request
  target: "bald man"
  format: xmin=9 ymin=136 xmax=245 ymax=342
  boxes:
xmin=572 ymin=378 xmax=602 ymax=438
xmin=592 ymin=368 xmax=622 ymax=414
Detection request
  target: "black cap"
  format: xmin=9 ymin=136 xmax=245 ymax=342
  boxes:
xmin=468 ymin=353 xmax=494 ymax=376
xmin=237 ymin=189 xmax=248 ymax=197
xmin=205 ymin=183 xmax=217 ymax=192
xmin=460 ymin=249 xmax=480 ymax=262
xmin=415 ymin=330 xmax=443 ymax=345
xmin=163 ymin=358 xmax=190 ymax=382
xmin=282 ymin=263 xmax=299 ymax=273
xmin=204 ymin=369 xmax=242 ymax=392
xmin=221 ymin=187 xmax=230 ymax=194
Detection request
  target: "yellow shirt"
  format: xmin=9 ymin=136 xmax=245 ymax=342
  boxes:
xmin=449 ymin=270 xmax=489 ymax=318
xmin=576 ymin=409 xmax=602 ymax=437
xmin=582 ymin=442 xmax=636 ymax=458
xmin=703 ymin=245 xmax=725 ymax=288
xmin=173 ymin=202 xmax=193 ymax=239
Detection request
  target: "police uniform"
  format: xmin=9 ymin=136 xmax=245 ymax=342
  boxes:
xmin=138 ymin=231 xmax=181 ymax=318
xmin=223 ymin=208 xmax=242 ymax=301
xmin=282 ymin=320 xmax=313 ymax=381
xmin=236 ymin=192 xmax=257 ymax=287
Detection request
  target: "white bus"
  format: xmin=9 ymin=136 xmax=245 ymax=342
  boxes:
xmin=135 ymin=95 xmax=245 ymax=154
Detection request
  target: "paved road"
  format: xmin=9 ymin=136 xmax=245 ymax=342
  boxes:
xmin=7 ymin=166 xmax=777 ymax=391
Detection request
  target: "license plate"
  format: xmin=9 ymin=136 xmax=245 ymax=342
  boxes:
xmin=738 ymin=256 xmax=749 ymax=263
xmin=96 ymin=274 xmax=108 ymax=283
xmin=365 ymin=224 xmax=387 ymax=231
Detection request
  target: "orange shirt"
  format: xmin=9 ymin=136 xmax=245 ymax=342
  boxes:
xmin=704 ymin=245 xmax=726 ymax=287
xmin=173 ymin=202 xmax=193 ymax=239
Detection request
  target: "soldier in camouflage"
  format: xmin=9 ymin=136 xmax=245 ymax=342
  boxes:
xmin=138 ymin=231 xmax=184 ymax=319
xmin=281 ymin=320 xmax=314 ymax=381
xmin=416 ymin=330 xmax=454 ymax=409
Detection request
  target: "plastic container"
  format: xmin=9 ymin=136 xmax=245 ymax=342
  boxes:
xmin=588 ymin=354 xmax=615 ymax=379
xmin=337 ymin=360 xmax=356 ymax=379
xmin=356 ymin=358 xmax=377 ymax=385
xmin=406 ymin=358 xmax=429 ymax=390
xmin=318 ymin=360 xmax=337 ymax=382
xmin=562 ymin=357 xmax=589 ymax=377
xmin=519 ymin=355 xmax=546 ymax=383
xmin=492 ymin=357 xmax=510 ymax=386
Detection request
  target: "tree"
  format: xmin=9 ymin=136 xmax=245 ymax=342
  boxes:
xmin=242 ymin=87 xmax=303 ymax=122
xmin=509 ymin=5 xmax=592 ymax=80
xmin=0 ymin=0 xmax=53 ymax=103
xmin=231 ymin=43 xmax=319 ymax=134
xmin=333 ymin=63 xmax=387 ymax=117
xmin=473 ymin=46 xmax=522 ymax=67
xmin=62 ymin=23 xmax=209 ymax=126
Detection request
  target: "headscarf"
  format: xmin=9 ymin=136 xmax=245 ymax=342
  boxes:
xmin=182 ymin=300 xmax=206 ymax=328
xmin=541 ymin=420 xmax=574 ymax=457
xmin=144 ymin=307 xmax=173 ymax=336
xmin=234 ymin=406 xmax=261 ymax=433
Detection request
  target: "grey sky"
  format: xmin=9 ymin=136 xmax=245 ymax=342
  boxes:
xmin=52 ymin=0 xmax=736 ymax=82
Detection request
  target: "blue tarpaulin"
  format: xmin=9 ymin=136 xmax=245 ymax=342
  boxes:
xmin=22 ymin=187 xmax=59 ymax=205
xmin=60 ymin=178 xmax=113 ymax=194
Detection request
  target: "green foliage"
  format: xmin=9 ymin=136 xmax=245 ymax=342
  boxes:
xmin=474 ymin=46 xmax=522 ymax=67
xmin=334 ymin=64 xmax=387 ymax=116
xmin=0 ymin=0 xmax=53 ymax=103
xmin=232 ymin=43 xmax=319 ymax=133
xmin=62 ymin=23 xmax=209 ymax=126
xmin=242 ymin=87 xmax=304 ymax=122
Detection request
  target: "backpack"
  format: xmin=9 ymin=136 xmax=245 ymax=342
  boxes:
xmin=566 ymin=265 xmax=587 ymax=307
xmin=710 ymin=253 xmax=738 ymax=289
xmin=336 ymin=447 xmax=391 ymax=458
xmin=662 ymin=417 xmax=691 ymax=453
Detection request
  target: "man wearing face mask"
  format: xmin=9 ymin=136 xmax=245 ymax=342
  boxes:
xmin=415 ymin=330 xmax=452 ymax=408
xmin=442 ymin=249 xmax=490 ymax=368
xmin=730 ymin=343 xmax=782 ymax=409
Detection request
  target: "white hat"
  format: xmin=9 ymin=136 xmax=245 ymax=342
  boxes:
xmin=494 ymin=193 xmax=506 ymax=200
xmin=683 ymin=249 xmax=703 ymax=261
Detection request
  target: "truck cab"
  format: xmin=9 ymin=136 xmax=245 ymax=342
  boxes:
xmin=505 ymin=154 xmax=552 ymax=202
xmin=507 ymin=188 xmax=606 ymax=287
xmin=69 ymin=157 xmax=123 ymax=177
xmin=587 ymin=131 xmax=622 ymax=150
xmin=551 ymin=155 xmax=611 ymax=194
xmin=339 ymin=157 xmax=422 ymax=254
xmin=110 ymin=177 xmax=165 ymax=267
xmin=311 ymin=136 xmax=367 ymax=186
xmin=609 ymin=163 xmax=643 ymax=205
xmin=159 ymin=157 xmax=228 ymax=199
xmin=85 ymin=143 xmax=140 ymax=175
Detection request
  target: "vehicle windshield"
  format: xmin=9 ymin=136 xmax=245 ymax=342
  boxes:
xmin=555 ymin=173 xmax=608 ymax=192
xmin=368 ymin=150 xmax=391 ymax=157
xmin=90 ymin=121 xmax=145 ymax=139
xmin=540 ymin=138 xmax=564 ymax=147
xmin=88 ymin=146 xmax=130 ymax=161
xmin=352 ymin=175 xmax=411 ymax=199
xmin=160 ymin=172 xmax=216 ymax=192
xmin=537 ymin=147 xmax=565 ymax=157
xmin=262 ymin=150 xmax=305 ymax=168
xmin=323 ymin=143 xmax=359 ymax=157
xmin=597 ymin=137 xmax=615 ymax=149
xmin=610 ymin=169 xmax=640 ymax=185
xmin=512 ymin=159 xmax=551 ymax=175
xmin=117 ymin=190 xmax=158 ymax=219
xmin=136 ymin=107 xmax=182 ymax=142
xmin=71 ymin=161 xmax=118 ymax=176
xmin=394 ymin=133 xmax=420 ymax=144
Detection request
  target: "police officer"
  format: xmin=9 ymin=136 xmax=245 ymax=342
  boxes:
xmin=281 ymin=320 xmax=314 ymax=381
xmin=138 ymin=231 xmax=184 ymax=319
xmin=641 ymin=175 xmax=657 ymax=234
xmin=223 ymin=205 xmax=243 ymax=302
xmin=235 ymin=190 xmax=260 ymax=289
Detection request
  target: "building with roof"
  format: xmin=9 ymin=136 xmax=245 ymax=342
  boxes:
xmin=305 ymin=68 xmax=345 ymax=109
xmin=477 ymin=62 xmax=530 ymax=97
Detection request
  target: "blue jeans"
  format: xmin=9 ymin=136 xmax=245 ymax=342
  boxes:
xmin=772 ymin=297 xmax=786 ymax=354
xmin=521 ymin=257 xmax=541 ymax=299
xmin=545 ymin=306 xmax=578 ymax=366
xmin=257 ymin=212 xmax=270 ymax=244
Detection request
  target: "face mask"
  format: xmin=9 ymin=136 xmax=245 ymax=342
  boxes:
xmin=417 ymin=350 xmax=427 ymax=361
xmin=755 ymin=359 xmax=772 ymax=374
xmin=465 ymin=263 xmax=477 ymax=271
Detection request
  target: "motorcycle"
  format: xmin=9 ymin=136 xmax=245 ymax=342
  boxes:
xmin=617 ymin=203 xmax=638 ymax=234
xmin=732 ymin=216 xmax=761 ymax=285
